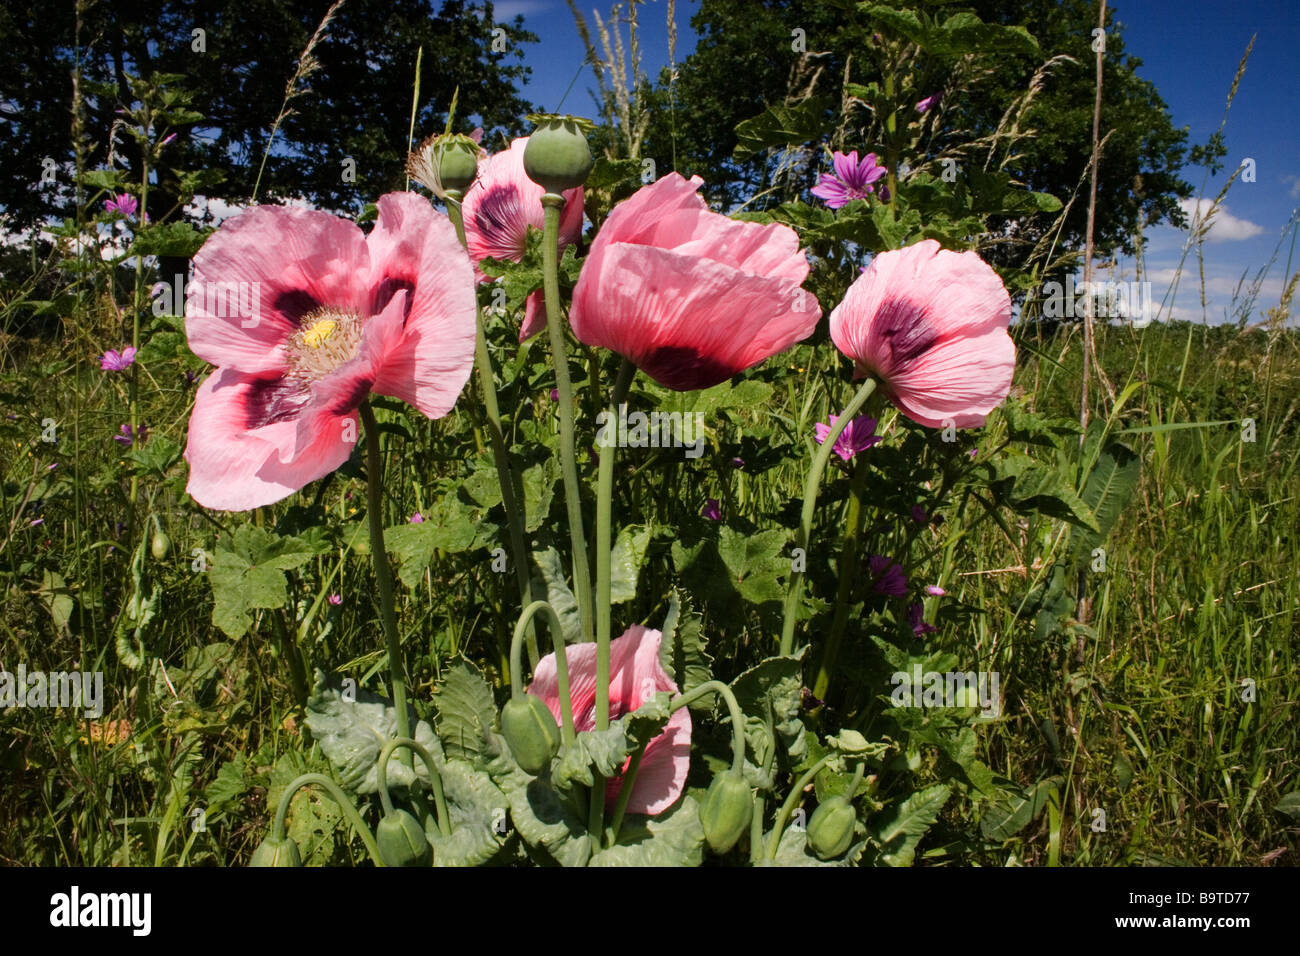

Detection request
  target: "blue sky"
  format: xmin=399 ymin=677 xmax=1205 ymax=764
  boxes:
xmin=495 ymin=0 xmax=1298 ymax=324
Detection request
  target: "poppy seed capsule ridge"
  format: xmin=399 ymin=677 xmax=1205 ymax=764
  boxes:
xmin=523 ymin=115 xmax=594 ymax=195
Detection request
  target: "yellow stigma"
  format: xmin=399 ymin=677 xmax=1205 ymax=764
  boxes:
xmin=301 ymin=317 xmax=338 ymax=349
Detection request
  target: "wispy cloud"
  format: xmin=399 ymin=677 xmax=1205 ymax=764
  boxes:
xmin=1177 ymin=198 xmax=1265 ymax=241
xmin=490 ymin=0 xmax=553 ymax=18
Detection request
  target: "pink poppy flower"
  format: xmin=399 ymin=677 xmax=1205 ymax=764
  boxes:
xmin=570 ymin=173 xmax=820 ymax=391
xmin=183 ymin=192 xmax=477 ymax=511
xmin=829 ymin=240 xmax=1014 ymax=428
xmin=811 ymin=151 xmax=887 ymax=209
xmin=814 ymin=413 xmax=881 ymax=461
xmin=100 ymin=346 xmax=137 ymax=371
xmin=459 ymin=136 xmax=584 ymax=341
xmin=527 ymin=625 xmax=690 ymax=816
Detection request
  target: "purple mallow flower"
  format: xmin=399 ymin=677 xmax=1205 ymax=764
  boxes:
xmin=908 ymin=602 xmax=937 ymax=635
xmin=911 ymin=504 xmax=928 ymax=524
xmin=915 ymin=91 xmax=942 ymax=114
xmin=810 ymin=151 xmax=887 ymax=209
xmin=328 ymin=593 xmax=342 ymax=606
xmin=701 ymin=498 xmax=721 ymax=521
xmin=100 ymin=346 xmax=137 ymax=371
xmin=926 ymin=584 xmax=946 ymax=597
xmin=113 ymin=423 xmax=147 ymax=447
xmin=104 ymin=194 xmax=138 ymax=218
xmin=410 ymin=512 xmax=423 ymax=524
xmin=814 ymin=414 xmax=882 ymax=462
xmin=868 ymin=554 xmax=908 ymax=596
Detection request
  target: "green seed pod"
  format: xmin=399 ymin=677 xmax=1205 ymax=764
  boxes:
xmin=150 ymin=529 xmax=171 ymax=560
xmin=523 ymin=115 xmax=594 ymax=194
xmin=806 ymin=795 xmax=858 ymax=861
xmin=376 ymin=809 xmax=432 ymax=867
xmin=250 ymin=834 xmax=302 ymax=867
xmin=501 ymin=694 xmax=562 ymax=775
xmin=699 ymin=771 xmax=752 ymax=854
xmin=437 ymin=136 xmax=481 ymax=194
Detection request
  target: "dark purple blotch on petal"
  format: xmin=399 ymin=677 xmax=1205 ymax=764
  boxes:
xmin=370 ymin=276 xmax=415 ymax=322
xmin=273 ymin=289 xmax=321 ymax=326
xmin=877 ymin=298 xmax=938 ymax=367
xmin=245 ymin=374 xmax=309 ymax=429
xmin=639 ymin=346 xmax=739 ymax=391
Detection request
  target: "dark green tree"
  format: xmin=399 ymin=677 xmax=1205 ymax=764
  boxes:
xmin=639 ymin=0 xmax=1190 ymax=260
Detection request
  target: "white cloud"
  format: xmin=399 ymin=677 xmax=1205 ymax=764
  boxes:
xmin=490 ymin=0 xmax=553 ymax=18
xmin=1177 ymin=198 xmax=1265 ymax=241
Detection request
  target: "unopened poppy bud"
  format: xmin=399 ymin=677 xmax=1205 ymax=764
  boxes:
xmin=807 ymin=795 xmax=857 ymax=860
xmin=406 ymin=132 xmax=484 ymax=198
xmin=523 ymin=114 xmax=594 ymax=195
xmin=250 ymin=834 xmax=302 ymax=867
xmin=699 ymin=771 xmax=752 ymax=854
xmin=150 ymin=529 xmax=171 ymax=560
xmin=376 ymin=809 xmax=432 ymax=867
xmin=501 ymin=694 xmax=561 ymax=774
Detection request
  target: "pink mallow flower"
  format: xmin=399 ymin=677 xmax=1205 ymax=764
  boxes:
xmin=105 ymin=194 xmax=138 ymax=218
xmin=908 ymin=602 xmax=937 ymax=635
xmin=829 ymin=240 xmax=1014 ymax=429
xmin=570 ymin=173 xmax=820 ymax=391
xmin=459 ymin=136 xmax=584 ymax=341
xmin=527 ymin=625 xmax=691 ymax=816
xmin=814 ymin=413 xmax=881 ymax=461
xmin=182 ymin=193 xmax=477 ymax=511
xmin=409 ymin=512 xmax=424 ymax=524
xmin=100 ymin=347 xmax=137 ymax=371
xmin=810 ymin=151 xmax=887 ymax=209
xmin=701 ymin=498 xmax=721 ymax=521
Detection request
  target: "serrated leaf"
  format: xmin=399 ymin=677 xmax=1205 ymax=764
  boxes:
xmin=732 ymin=97 xmax=834 ymax=160
xmin=588 ymin=794 xmax=704 ymax=866
xmin=427 ymin=758 xmax=510 ymax=867
xmin=551 ymin=693 xmax=673 ymax=792
xmin=522 ymin=459 xmax=557 ymax=533
xmin=659 ymin=591 xmax=714 ymax=707
xmin=871 ymin=784 xmax=951 ymax=866
xmin=609 ymin=524 xmax=651 ymax=603
xmin=304 ymin=672 xmax=444 ymax=795
xmin=980 ymin=776 xmax=1061 ymax=842
xmin=530 ymin=547 xmax=582 ymax=644
xmin=202 ymin=755 xmax=248 ymax=817
xmin=208 ymin=524 xmax=324 ymax=638
xmin=989 ymin=455 xmax=1099 ymax=532
xmin=487 ymin=750 xmax=592 ymax=867
xmin=731 ymin=651 xmax=807 ymax=786
xmin=432 ymin=659 xmax=499 ymax=764
xmin=1068 ymin=442 xmax=1141 ymax=567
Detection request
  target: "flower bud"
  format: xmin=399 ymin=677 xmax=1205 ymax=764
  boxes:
xmin=250 ymin=834 xmax=302 ymax=867
xmin=150 ymin=529 xmax=171 ymax=560
xmin=376 ymin=809 xmax=432 ymax=867
xmin=523 ymin=114 xmax=594 ymax=195
xmin=806 ymin=795 xmax=858 ymax=860
xmin=406 ymin=132 xmax=484 ymax=198
xmin=699 ymin=771 xmax=752 ymax=854
xmin=501 ymin=694 xmax=561 ymax=775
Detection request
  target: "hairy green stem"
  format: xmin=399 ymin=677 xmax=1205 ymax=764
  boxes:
xmin=595 ymin=360 xmax=635 ymax=731
xmin=509 ymin=599 xmax=577 ymax=743
xmin=766 ymin=755 xmax=832 ymax=860
xmin=812 ymin=458 xmax=870 ymax=700
xmin=779 ymin=377 xmax=879 ymax=656
xmin=540 ymin=195 xmax=595 ymax=645
xmin=376 ymin=737 xmax=451 ymax=837
xmin=272 ymin=772 xmax=385 ymax=866
xmin=446 ymin=194 xmax=540 ymax=669
xmin=359 ymin=401 xmax=411 ymax=757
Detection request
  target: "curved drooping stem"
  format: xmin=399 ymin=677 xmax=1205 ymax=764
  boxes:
xmin=779 ymin=376 xmax=879 ymax=656
xmin=508 ymin=599 xmax=577 ymax=743
xmin=375 ymin=737 xmax=451 ymax=837
xmin=359 ymin=401 xmax=410 ymax=754
xmin=765 ymin=755 xmax=832 ymax=861
xmin=271 ymin=772 xmax=385 ymax=866
xmin=540 ymin=194 xmax=595 ymax=646
xmin=446 ymin=193 xmax=539 ymax=670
